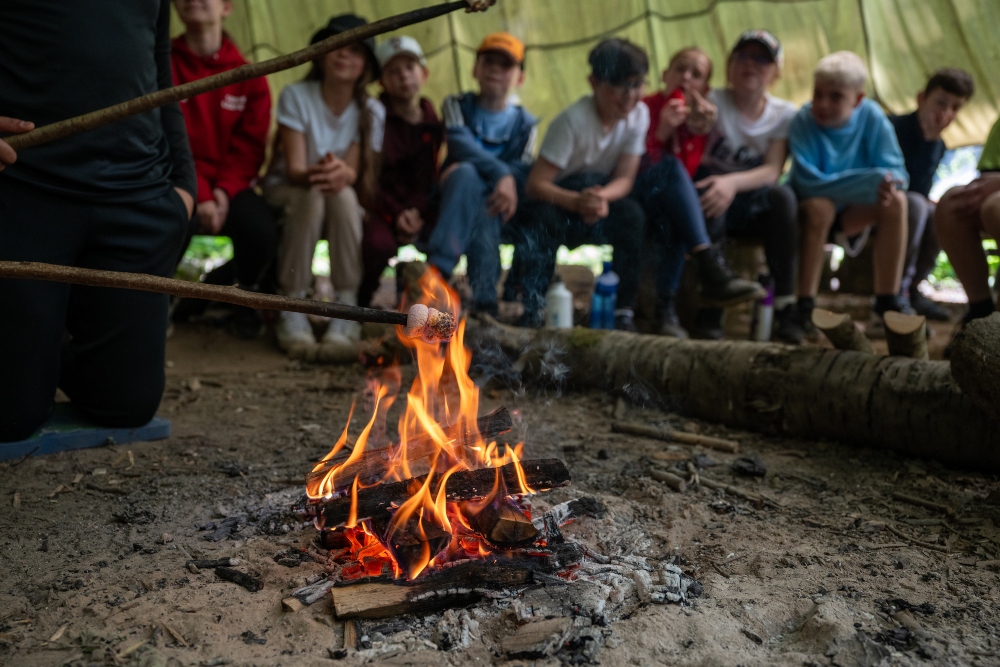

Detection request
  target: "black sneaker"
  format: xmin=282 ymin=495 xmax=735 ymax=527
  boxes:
xmin=656 ymin=299 xmax=688 ymax=338
xmin=228 ymin=306 xmax=265 ymax=339
xmin=694 ymin=246 xmax=766 ymax=307
xmin=690 ymin=308 xmax=724 ymax=340
xmin=772 ymin=304 xmax=805 ymax=345
xmin=797 ymin=301 xmax=819 ymax=342
xmin=614 ymin=312 xmax=638 ymax=332
xmin=909 ymin=292 xmax=951 ymax=321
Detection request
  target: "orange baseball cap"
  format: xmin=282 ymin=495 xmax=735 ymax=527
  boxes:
xmin=477 ymin=32 xmax=525 ymax=64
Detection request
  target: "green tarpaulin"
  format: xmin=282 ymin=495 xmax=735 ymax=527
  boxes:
xmin=174 ymin=0 xmax=999 ymax=146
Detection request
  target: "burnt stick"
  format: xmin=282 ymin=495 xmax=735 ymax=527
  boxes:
xmin=316 ymin=459 xmax=571 ymax=528
xmin=0 ymin=262 xmax=406 ymax=325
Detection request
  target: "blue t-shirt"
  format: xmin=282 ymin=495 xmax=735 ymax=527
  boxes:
xmin=468 ymin=104 xmax=520 ymax=156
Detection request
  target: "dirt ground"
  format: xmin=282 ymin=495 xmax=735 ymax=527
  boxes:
xmin=2 ymin=310 xmax=999 ymax=667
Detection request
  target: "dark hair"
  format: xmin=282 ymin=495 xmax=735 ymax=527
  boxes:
xmin=475 ymin=49 xmax=527 ymax=72
xmin=588 ymin=38 xmax=648 ymax=85
xmin=305 ymin=49 xmax=379 ymax=206
xmin=925 ymin=68 xmax=975 ymax=100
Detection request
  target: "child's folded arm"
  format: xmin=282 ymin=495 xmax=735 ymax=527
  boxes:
xmin=445 ymin=125 xmax=512 ymax=183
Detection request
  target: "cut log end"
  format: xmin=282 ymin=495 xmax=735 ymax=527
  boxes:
xmin=884 ymin=311 xmax=928 ymax=360
xmin=812 ymin=308 xmax=873 ymax=354
xmin=470 ymin=499 xmax=540 ymax=546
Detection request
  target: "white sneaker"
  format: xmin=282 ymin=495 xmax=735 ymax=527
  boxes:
xmin=323 ymin=292 xmax=362 ymax=344
xmin=276 ymin=310 xmax=316 ymax=350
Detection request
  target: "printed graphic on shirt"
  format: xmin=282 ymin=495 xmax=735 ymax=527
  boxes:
xmin=221 ymin=94 xmax=248 ymax=112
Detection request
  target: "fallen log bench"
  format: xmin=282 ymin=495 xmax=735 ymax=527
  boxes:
xmin=468 ymin=324 xmax=1000 ymax=473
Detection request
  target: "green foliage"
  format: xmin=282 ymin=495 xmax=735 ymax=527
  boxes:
xmin=176 ymin=235 xmax=233 ymax=281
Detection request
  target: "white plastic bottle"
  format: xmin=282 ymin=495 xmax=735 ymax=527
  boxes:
xmin=545 ymin=275 xmax=574 ymax=328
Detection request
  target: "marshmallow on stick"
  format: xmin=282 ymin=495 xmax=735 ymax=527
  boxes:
xmin=403 ymin=304 xmax=457 ymax=343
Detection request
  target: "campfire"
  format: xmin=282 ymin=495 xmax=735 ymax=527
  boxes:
xmin=301 ymin=269 xmax=572 ymax=586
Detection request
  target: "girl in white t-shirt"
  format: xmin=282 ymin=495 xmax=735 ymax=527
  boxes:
xmin=692 ymin=30 xmax=804 ymax=345
xmin=265 ymin=15 xmax=386 ymax=351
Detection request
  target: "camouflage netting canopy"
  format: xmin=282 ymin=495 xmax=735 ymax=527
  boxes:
xmin=174 ymin=0 xmax=1000 ymax=146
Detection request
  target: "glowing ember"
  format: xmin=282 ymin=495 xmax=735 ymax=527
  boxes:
xmin=306 ymin=267 xmax=539 ymax=581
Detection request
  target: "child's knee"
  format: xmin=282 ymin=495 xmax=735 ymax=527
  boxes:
xmin=798 ymin=198 xmax=836 ymax=232
xmin=981 ymin=192 xmax=1000 ymax=235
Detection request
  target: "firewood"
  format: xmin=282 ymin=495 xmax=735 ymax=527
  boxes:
xmin=186 ymin=557 xmax=240 ymax=569
xmin=611 ymin=421 xmax=739 ymax=453
xmin=469 ymin=498 xmax=539 ymax=546
xmin=811 ymin=308 xmax=873 ymax=353
xmin=343 ymin=620 xmax=358 ymax=650
xmin=501 ymin=617 xmax=573 ymax=659
xmin=649 ymin=468 xmax=687 ymax=492
xmin=330 ymin=547 xmax=581 ymax=619
xmin=470 ymin=323 xmax=1000 ymax=473
xmin=884 ymin=311 xmax=928 ymax=360
xmin=949 ymin=312 xmax=1000 ymax=419
xmin=374 ymin=516 xmax=452 ymax=576
xmin=307 ymin=407 xmax=513 ymax=491
xmin=315 ymin=459 xmax=571 ymax=528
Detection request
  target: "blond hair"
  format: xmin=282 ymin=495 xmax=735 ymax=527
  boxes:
xmin=814 ymin=51 xmax=868 ymax=90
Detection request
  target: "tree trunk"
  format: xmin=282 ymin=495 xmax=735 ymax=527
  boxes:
xmin=470 ymin=324 xmax=1000 ymax=472
xmin=949 ymin=313 xmax=1000 ymax=419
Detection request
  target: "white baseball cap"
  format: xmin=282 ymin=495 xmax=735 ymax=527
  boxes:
xmin=376 ymin=35 xmax=427 ymax=69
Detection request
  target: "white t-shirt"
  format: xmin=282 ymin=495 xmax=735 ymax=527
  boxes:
xmin=539 ymin=95 xmax=649 ymax=181
xmin=701 ymin=88 xmax=796 ymax=174
xmin=267 ymin=80 xmax=385 ymax=184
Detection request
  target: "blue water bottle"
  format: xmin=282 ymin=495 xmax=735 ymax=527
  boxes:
xmin=589 ymin=262 xmax=620 ymax=329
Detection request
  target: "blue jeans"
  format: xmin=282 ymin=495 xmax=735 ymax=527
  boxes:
xmin=634 ymin=156 xmax=711 ymax=298
xmin=426 ymin=162 xmax=513 ymax=308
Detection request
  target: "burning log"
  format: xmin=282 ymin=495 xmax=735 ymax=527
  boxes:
xmin=372 ymin=516 xmax=453 ymax=577
xmin=330 ymin=544 xmax=583 ymax=619
xmin=315 ymin=459 xmax=571 ymax=528
xmin=531 ymin=497 xmax=608 ymax=544
xmin=307 ymin=407 xmax=513 ymax=492
xmin=469 ymin=498 xmax=539 ymax=547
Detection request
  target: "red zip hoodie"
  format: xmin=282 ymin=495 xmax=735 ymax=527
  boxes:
xmin=171 ymin=35 xmax=271 ymax=203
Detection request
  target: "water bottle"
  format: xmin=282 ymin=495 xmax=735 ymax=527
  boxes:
xmin=545 ymin=275 xmax=574 ymax=328
xmin=589 ymin=262 xmax=619 ymax=329
xmin=750 ymin=274 xmax=774 ymax=341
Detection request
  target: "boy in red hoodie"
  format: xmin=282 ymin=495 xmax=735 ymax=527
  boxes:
xmin=171 ymin=0 xmax=276 ymax=335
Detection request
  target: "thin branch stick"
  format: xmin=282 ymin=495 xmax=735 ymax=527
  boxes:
xmin=0 ymin=261 xmax=406 ymax=325
xmin=5 ymin=2 xmax=468 ymax=150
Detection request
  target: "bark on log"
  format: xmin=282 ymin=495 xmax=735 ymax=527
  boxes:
xmin=306 ymin=407 xmax=512 ymax=491
xmin=315 ymin=459 xmax=571 ymax=527
xmin=884 ymin=311 xmax=928 ymax=360
xmin=949 ymin=312 xmax=1000 ymax=419
xmin=469 ymin=324 xmax=1000 ymax=473
xmin=811 ymin=308 xmax=873 ymax=354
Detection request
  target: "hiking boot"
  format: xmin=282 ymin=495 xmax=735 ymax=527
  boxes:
xmin=910 ymin=291 xmax=951 ymax=321
xmin=798 ymin=301 xmax=820 ymax=342
xmin=865 ymin=310 xmax=887 ymax=339
xmin=656 ymin=298 xmax=688 ymax=338
xmin=276 ymin=310 xmax=315 ymax=350
xmin=690 ymin=308 xmax=724 ymax=340
xmin=694 ymin=246 xmax=766 ymax=307
xmin=894 ymin=295 xmax=918 ymax=316
xmin=228 ymin=307 xmax=265 ymax=339
xmin=772 ymin=304 xmax=805 ymax=345
xmin=614 ymin=311 xmax=638 ymax=332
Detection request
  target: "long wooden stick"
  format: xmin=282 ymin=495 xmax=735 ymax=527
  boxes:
xmin=4 ymin=2 xmax=468 ymax=151
xmin=611 ymin=421 xmax=739 ymax=453
xmin=0 ymin=261 xmax=407 ymax=325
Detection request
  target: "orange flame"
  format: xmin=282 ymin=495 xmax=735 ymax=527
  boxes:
xmin=307 ymin=266 xmax=539 ymax=580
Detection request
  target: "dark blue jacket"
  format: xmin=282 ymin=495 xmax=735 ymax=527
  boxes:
xmin=441 ymin=92 xmax=537 ymax=186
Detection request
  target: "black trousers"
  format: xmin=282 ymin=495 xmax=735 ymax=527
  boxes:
xmin=514 ymin=173 xmax=646 ymax=317
xmin=0 ymin=178 xmax=187 ymax=442
xmin=179 ymin=188 xmax=278 ymax=291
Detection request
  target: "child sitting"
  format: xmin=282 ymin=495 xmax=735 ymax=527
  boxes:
xmin=934 ymin=116 xmax=1000 ymax=338
xmin=515 ymin=38 xmax=650 ymax=330
xmin=890 ymin=68 xmax=974 ymax=321
xmin=171 ymin=0 xmax=276 ymax=337
xmin=424 ymin=32 xmax=537 ymax=316
xmin=637 ymin=46 xmax=763 ymax=337
xmin=789 ymin=51 xmax=909 ymax=336
xmin=263 ymin=15 xmax=385 ymax=351
xmin=359 ymin=36 xmax=444 ymax=308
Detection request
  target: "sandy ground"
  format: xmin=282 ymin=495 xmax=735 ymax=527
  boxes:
xmin=2 ymin=309 xmax=998 ymax=667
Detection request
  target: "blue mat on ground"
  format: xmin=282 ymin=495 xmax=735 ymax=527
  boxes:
xmin=0 ymin=404 xmax=171 ymax=461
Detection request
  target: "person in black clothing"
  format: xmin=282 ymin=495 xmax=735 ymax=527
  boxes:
xmin=0 ymin=0 xmax=197 ymax=442
xmin=889 ymin=68 xmax=974 ymax=320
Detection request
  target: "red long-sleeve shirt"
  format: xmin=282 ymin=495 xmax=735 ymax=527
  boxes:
xmin=643 ymin=89 xmax=707 ymax=179
xmin=171 ymin=35 xmax=271 ymax=203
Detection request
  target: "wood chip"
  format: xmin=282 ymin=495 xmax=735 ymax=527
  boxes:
xmin=48 ymin=623 xmax=68 ymax=642
xmin=111 ymin=451 xmax=130 ymax=468
xmin=652 ymin=451 xmax=692 ymax=462
xmin=72 ymin=474 xmax=84 ymax=485
xmin=281 ymin=597 xmax=304 ymax=613
xmin=343 ymin=619 xmax=357 ymax=650
xmin=12 ymin=492 xmax=19 ymax=509
xmin=116 ymin=640 xmax=146 ymax=659
xmin=162 ymin=623 xmax=189 ymax=647
xmin=47 ymin=485 xmax=65 ymax=498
